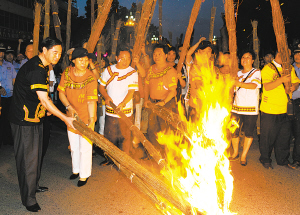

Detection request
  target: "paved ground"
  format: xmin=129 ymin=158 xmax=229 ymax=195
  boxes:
xmin=1 ymin=117 xmax=300 ymax=215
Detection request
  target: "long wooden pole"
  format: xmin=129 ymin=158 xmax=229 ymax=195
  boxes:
xmin=65 ymin=0 xmax=72 ymax=52
xmin=73 ymin=119 xmax=193 ymax=215
xmin=132 ymin=0 xmax=157 ymax=68
xmin=111 ymin=20 xmax=123 ymax=60
xmin=176 ymin=0 xmax=203 ymax=75
xmin=87 ymin=0 xmax=113 ymax=53
xmin=270 ymin=0 xmax=291 ymax=92
xmin=224 ymin=0 xmax=239 ymax=77
xmin=51 ymin=0 xmax=62 ymax=41
xmin=91 ymin=0 xmax=95 ymax=29
xmin=33 ymin=2 xmax=42 ymax=56
xmin=97 ymin=0 xmax=104 ymax=70
xmin=158 ymin=0 xmax=163 ymax=41
xmin=43 ymin=0 xmax=50 ymax=39
xmin=208 ymin=4 xmax=216 ymax=42
xmin=251 ymin=20 xmax=259 ymax=69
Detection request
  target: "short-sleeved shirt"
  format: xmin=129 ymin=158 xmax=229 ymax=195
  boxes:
xmin=260 ymin=60 xmax=300 ymax=114
xmin=99 ymin=64 xmax=138 ymax=118
xmin=1 ymin=60 xmax=17 ymax=97
xmin=58 ymin=66 xmax=98 ymax=133
xmin=232 ymin=68 xmax=261 ymax=115
xmin=145 ymin=65 xmax=177 ymax=100
xmin=9 ymin=56 xmax=49 ymax=126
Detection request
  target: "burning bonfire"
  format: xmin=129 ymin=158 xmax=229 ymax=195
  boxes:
xmin=73 ymin=54 xmax=237 ymax=215
xmin=157 ymin=53 xmax=235 ymax=215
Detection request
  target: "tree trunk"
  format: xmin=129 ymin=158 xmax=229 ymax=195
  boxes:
xmin=251 ymin=20 xmax=260 ymax=69
xmin=208 ymin=5 xmax=216 ymax=42
xmin=270 ymin=0 xmax=291 ymax=92
xmin=176 ymin=0 xmax=203 ymax=75
xmin=33 ymin=2 xmax=42 ymax=56
xmin=224 ymin=0 xmax=239 ymax=77
xmin=51 ymin=0 xmax=62 ymax=41
xmin=43 ymin=0 xmax=50 ymax=39
xmin=65 ymin=0 xmax=72 ymax=52
xmin=86 ymin=0 xmax=113 ymax=53
xmin=158 ymin=0 xmax=163 ymax=41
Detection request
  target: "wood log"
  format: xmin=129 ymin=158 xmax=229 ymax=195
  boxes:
xmin=86 ymin=0 xmax=113 ymax=53
xmin=110 ymin=157 xmax=183 ymax=215
xmin=168 ymin=31 xmax=172 ymax=45
xmin=208 ymin=4 xmax=216 ymax=42
xmin=251 ymin=20 xmax=260 ymax=69
xmin=176 ymin=0 xmax=203 ymax=75
xmin=134 ymin=1 xmax=143 ymax=42
xmin=132 ymin=0 xmax=157 ymax=68
xmin=51 ymin=0 xmax=62 ymax=41
xmin=43 ymin=0 xmax=50 ymax=39
xmin=110 ymin=20 xmax=123 ymax=60
xmin=224 ymin=0 xmax=239 ymax=77
xmin=143 ymin=0 xmax=156 ymax=42
xmin=108 ymin=102 xmax=166 ymax=169
xmin=158 ymin=0 xmax=163 ymax=41
xmin=65 ymin=0 xmax=72 ymax=52
xmin=91 ymin=0 xmax=95 ymax=29
xmin=33 ymin=2 xmax=42 ymax=56
xmin=97 ymin=0 xmax=104 ymax=70
xmin=73 ymin=118 xmax=193 ymax=215
xmin=146 ymin=102 xmax=187 ymax=134
xmin=270 ymin=0 xmax=291 ymax=92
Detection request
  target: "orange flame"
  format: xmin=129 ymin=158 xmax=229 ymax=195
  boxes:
xmin=157 ymin=52 xmax=236 ymax=214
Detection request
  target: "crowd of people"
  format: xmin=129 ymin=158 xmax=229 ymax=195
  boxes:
xmin=1 ymin=36 xmax=300 ymax=212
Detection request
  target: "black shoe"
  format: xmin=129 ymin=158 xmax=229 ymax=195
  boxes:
xmin=69 ymin=173 xmax=79 ymax=180
xmin=228 ymin=154 xmax=239 ymax=161
xmin=262 ymin=162 xmax=273 ymax=169
xmin=26 ymin=203 xmax=41 ymax=212
xmin=77 ymin=178 xmax=89 ymax=187
xmin=240 ymin=160 xmax=247 ymax=166
xmin=288 ymin=161 xmax=300 ymax=169
xmin=36 ymin=186 xmax=48 ymax=193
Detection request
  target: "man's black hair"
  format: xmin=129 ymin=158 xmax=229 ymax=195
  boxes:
xmin=153 ymin=44 xmax=168 ymax=54
xmin=116 ymin=45 xmax=131 ymax=57
xmin=239 ymin=49 xmax=256 ymax=61
xmin=39 ymin=37 xmax=62 ymax=52
xmin=167 ymin=45 xmax=178 ymax=59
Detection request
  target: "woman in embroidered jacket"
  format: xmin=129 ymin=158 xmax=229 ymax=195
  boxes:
xmin=229 ymin=50 xmax=261 ymax=166
xmin=58 ymin=48 xmax=98 ymax=186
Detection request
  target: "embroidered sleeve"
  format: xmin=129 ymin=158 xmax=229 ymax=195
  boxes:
xmin=128 ymin=72 xmax=139 ymax=91
xmin=29 ymin=69 xmax=48 ymax=92
xmin=99 ymin=67 xmax=109 ymax=86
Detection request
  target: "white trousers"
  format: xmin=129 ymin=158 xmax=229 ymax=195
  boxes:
xmin=67 ymin=131 xmax=92 ymax=178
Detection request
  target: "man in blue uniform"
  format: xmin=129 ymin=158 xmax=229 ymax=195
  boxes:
xmin=0 ymin=43 xmax=17 ymax=146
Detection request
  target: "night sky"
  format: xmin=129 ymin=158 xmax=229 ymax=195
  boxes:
xmin=77 ymin=0 xmax=225 ymax=46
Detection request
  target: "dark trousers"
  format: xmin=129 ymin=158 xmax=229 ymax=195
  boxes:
xmin=147 ymin=98 xmax=177 ymax=156
xmin=104 ymin=115 xmax=132 ymax=154
xmin=0 ymin=97 xmax=14 ymax=145
xmin=259 ymin=112 xmax=291 ymax=165
xmin=291 ymin=99 xmax=300 ymax=162
xmin=42 ymin=116 xmax=51 ymax=170
xmin=11 ymin=123 xmax=43 ymax=207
